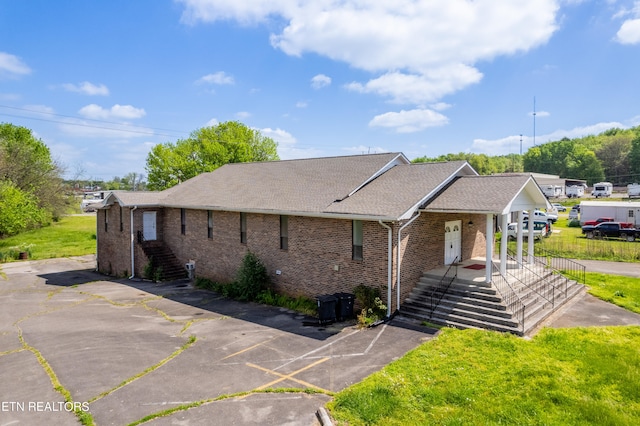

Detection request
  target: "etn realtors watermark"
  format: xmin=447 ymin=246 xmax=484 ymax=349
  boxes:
xmin=1 ymin=401 xmax=90 ymax=412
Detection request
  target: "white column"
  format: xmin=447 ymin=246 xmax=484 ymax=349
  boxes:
xmin=516 ymin=211 xmax=524 ymax=267
xmin=485 ymin=214 xmax=493 ymax=283
xmin=500 ymin=214 xmax=508 ymax=276
xmin=527 ymin=216 xmax=535 ymax=263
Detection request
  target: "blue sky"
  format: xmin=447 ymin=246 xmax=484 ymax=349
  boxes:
xmin=1 ymin=0 xmax=640 ymax=180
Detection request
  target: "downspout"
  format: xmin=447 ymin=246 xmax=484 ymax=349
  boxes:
xmin=396 ymin=211 xmax=421 ymax=313
xmin=129 ymin=206 xmax=138 ymax=279
xmin=378 ymin=220 xmax=393 ymax=318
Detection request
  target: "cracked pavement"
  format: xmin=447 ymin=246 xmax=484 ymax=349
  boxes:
xmin=0 ymin=256 xmax=436 ymax=425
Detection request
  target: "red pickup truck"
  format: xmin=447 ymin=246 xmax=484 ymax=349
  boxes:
xmin=582 ymin=217 xmax=633 ymax=228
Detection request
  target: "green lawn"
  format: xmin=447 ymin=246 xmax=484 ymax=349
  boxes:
xmin=328 ymin=326 xmax=640 ymax=425
xmin=0 ymin=215 xmax=96 ymax=261
xmin=328 ymin=267 xmax=640 ymax=425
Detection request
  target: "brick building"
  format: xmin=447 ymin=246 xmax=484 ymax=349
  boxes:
xmin=96 ymin=152 xmax=549 ymax=313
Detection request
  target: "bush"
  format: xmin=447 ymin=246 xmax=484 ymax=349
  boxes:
xmin=234 ymin=251 xmax=271 ymax=301
xmin=353 ymin=284 xmax=387 ymax=327
xmin=568 ymin=219 xmax=581 ymax=227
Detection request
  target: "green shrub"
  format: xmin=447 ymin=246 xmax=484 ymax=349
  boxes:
xmin=568 ymin=219 xmax=581 ymax=227
xmin=234 ymin=251 xmax=271 ymax=301
xmin=353 ymin=285 xmax=387 ymax=327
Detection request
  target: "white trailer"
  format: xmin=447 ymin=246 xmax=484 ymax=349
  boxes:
xmin=540 ymin=184 xmax=563 ymax=198
xmin=566 ymin=185 xmax=585 ymax=198
xmin=591 ymin=182 xmax=613 ymax=198
xmin=579 ymin=201 xmax=640 ymax=226
xmin=628 ymin=183 xmax=640 ymax=199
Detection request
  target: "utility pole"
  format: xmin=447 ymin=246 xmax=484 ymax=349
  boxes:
xmin=533 ymin=96 xmax=537 ymax=146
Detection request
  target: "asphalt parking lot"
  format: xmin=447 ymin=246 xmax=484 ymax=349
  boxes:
xmin=0 ymin=256 xmax=437 ymax=425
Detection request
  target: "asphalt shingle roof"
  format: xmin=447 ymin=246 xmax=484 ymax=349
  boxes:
xmin=423 ymin=175 xmax=536 ymax=214
xmin=104 ymin=154 xmax=546 ymax=220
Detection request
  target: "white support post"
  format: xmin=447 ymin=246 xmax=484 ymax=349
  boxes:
xmin=500 ymin=214 xmax=508 ymax=276
xmin=485 ymin=214 xmax=493 ymax=283
xmin=516 ymin=211 xmax=524 ymax=267
xmin=527 ymin=216 xmax=535 ymax=263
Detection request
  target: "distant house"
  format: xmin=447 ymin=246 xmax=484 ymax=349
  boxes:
xmin=96 ymin=153 xmax=554 ymax=321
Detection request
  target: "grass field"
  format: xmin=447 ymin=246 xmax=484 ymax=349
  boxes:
xmin=328 ymin=326 xmax=640 ymax=425
xmin=0 ymin=214 xmax=96 ymax=261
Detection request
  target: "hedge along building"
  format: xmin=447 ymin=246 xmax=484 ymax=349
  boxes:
xmin=96 ymin=152 xmax=550 ymax=315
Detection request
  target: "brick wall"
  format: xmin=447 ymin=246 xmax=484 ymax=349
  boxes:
xmin=97 ymin=204 xmax=488 ymax=310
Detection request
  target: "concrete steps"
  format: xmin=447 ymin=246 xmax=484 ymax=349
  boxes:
xmin=401 ymin=269 xmax=585 ymax=336
xmin=140 ymin=242 xmax=187 ymax=281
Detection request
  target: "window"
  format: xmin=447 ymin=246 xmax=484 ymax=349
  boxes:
xmin=181 ymin=209 xmax=186 ymax=235
xmin=104 ymin=210 xmax=108 ymax=232
xmin=240 ymin=212 xmax=247 ymax=243
xmin=352 ymin=220 xmax=363 ymax=261
xmin=280 ymin=215 xmax=288 ymax=250
xmin=119 ymin=206 xmax=123 ymax=232
xmin=207 ymin=211 xmax=214 ymax=239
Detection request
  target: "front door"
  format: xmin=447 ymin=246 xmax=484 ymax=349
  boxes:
xmin=444 ymin=220 xmax=462 ymax=265
xmin=143 ymin=211 xmax=157 ymax=241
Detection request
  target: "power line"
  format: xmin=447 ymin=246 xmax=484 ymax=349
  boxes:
xmin=0 ymin=104 xmax=189 ymax=138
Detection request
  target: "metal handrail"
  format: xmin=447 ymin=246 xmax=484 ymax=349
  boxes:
xmin=491 ymin=261 xmax=527 ymax=333
xmin=506 ymin=249 xmax=555 ymax=306
xmin=534 ymin=246 xmax=586 ymax=286
xmin=428 ymin=256 xmax=459 ymax=316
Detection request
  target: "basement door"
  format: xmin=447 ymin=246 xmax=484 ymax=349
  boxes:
xmin=143 ymin=211 xmax=157 ymax=241
xmin=444 ymin=220 xmax=462 ymax=265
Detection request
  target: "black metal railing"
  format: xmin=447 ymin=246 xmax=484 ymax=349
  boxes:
xmin=491 ymin=261 xmax=526 ymax=333
xmin=534 ymin=247 xmax=586 ymax=286
xmin=505 ymin=249 xmax=556 ymax=307
xmin=429 ymin=256 xmax=458 ymax=316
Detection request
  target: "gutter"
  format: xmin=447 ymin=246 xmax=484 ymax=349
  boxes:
xmin=396 ymin=211 xmax=421 ymax=312
xmin=129 ymin=206 xmax=138 ymax=279
xmin=378 ymin=220 xmax=393 ymax=318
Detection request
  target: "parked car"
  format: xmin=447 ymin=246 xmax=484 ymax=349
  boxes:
xmin=568 ymin=206 xmax=580 ymax=220
xmin=507 ymin=220 xmax=551 ymax=240
xmin=523 ymin=210 xmax=552 ymax=223
xmin=581 ymin=222 xmax=639 ymax=242
xmin=551 ymin=203 xmax=567 ymax=212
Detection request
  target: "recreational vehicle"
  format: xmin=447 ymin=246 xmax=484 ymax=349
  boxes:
xmin=591 ymin=182 xmax=613 ymax=198
xmin=628 ymin=183 xmax=640 ymax=199
xmin=566 ymin=185 xmax=585 ymax=198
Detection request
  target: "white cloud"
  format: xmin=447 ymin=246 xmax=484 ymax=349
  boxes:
xmin=78 ymin=104 xmax=146 ymax=120
xmin=235 ymin=111 xmax=251 ymax=119
xmin=346 ymin=66 xmax=482 ymax=104
xmin=196 ymin=71 xmax=235 ymax=85
xmin=177 ymin=0 xmax=559 ymax=132
xmin=472 ymin=121 xmax=627 ymax=155
xmin=58 ymin=120 xmax=154 ymax=139
xmin=62 ymin=81 xmax=110 ymax=96
xmin=295 ymin=101 xmax=308 ymax=108
xmin=617 ymin=18 xmax=640 ymax=44
xmin=530 ymin=110 xmax=551 ymax=117
xmin=205 ymin=117 xmax=219 ymax=127
xmin=0 ymin=52 xmax=31 ymax=77
xmin=260 ymin=127 xmax=323 ymax=159
xmin=310 ymin=74 xmax=331 ymax=89
xmin=369 ymin=109 xmax=449 ymax=133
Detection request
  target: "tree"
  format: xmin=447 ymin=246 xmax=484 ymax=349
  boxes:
xmin=0 ymin=180 xmax=51 ymax=236
xmin=629 ymin=131 xmax=640 ymax=183
xmin=146 ymin=121 xmax=279 ymax=190
xmin=0 ymin=123 xmax=68 ymax=227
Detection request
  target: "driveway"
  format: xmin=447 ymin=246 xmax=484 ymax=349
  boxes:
xmin=0 ymin=256 xmax=435 ymax=425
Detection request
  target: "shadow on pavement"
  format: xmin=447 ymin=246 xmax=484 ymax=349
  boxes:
xmin=41 ymin=269 xmax=350 ymax=341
